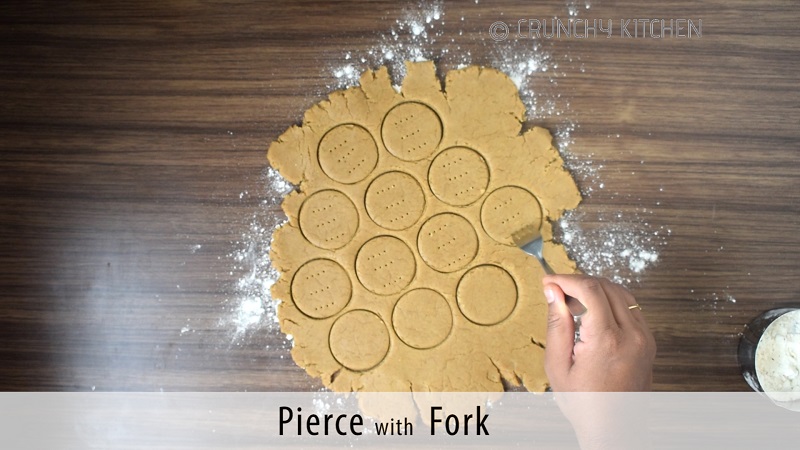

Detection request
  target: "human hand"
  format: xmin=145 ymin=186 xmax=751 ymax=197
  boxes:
xmin=542 ymin=275 xmax=656 ymax=392
xmin=542 ymin=275 xmax=656 ymax=449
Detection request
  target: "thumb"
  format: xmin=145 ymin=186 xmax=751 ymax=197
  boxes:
xmin=543 ymin=283 xmax=575 ymax=382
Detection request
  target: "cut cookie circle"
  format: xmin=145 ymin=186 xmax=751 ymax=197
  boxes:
xmin=291 ymin=259 xmax=351 ymax=319
xmin=392 ymin=289 xmax=453 ymax=350
xmin=365 ymin=171 xmax=426 ymax=231
xmin=480 ymin=186 xmax=543 ymax=245
xmin=417 ymin=213 xmax=478 ymax=272
xmin=298 ymin=190 xmax=359 ymax=250
xmin=318 ymin=123 xmax=379 ymax=184
xmin=428 ymin=146 xmax=490 ymax=206
xmin=329 ymin=309 xmax=390 ymax=372
xmin=355 ymin=235 xmax=416 ymax=295
xmin=381 ymin=102 xmax=443 ymax=162
xmin=457 ymin=265 xmax=517 ymax=326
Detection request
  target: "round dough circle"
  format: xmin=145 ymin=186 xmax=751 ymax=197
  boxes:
xmin=428 ymin=147 xmax=490 ymax=206
xmin=457 ymin=265 xmax=517 ymax=325
xmin=481 ymin=186 xmax=543 ymax=245
xmin=318 ymin=124 xmax=379 ymax=184
xmin=365 ymin=171 xmax=426 ymax=231
xmin=355 ymin=236 xmax=416 ymax=295
xmin=417 ymin=213 xmax=478 ymax=272
xmin=381 ymin=102 xmax=443 ymax=161
xmin=329 ymin=309 xmax=390 ymax=372
xmin=298 ymin=190 xmax=359 ymax=250
xmin=392 ymin=289 xmax=453 ymax=349
xmin=291 ymin=259 xmax=352 ymax=319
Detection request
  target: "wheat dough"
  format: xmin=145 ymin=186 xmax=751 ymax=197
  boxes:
xmin=457 ymin=265 xmax=518 ymax=326
xmin=365 ymin=171 xmax=426 ymax=230
xmin=393 ymin=288 xmax=453 ymax=349
xmin=268 ymin=61 xmax=581 ymax=392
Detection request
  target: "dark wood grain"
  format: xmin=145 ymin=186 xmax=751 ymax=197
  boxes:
xmin=1 ymin=0 xmax=798 ymax=392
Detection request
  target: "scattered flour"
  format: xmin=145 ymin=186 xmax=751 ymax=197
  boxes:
xmin=180 ymin=319 xmax=192 ymax=335
xmin=327 ymin=0 xmax=570 ymax=123
xmin=557 ymin=209 xmax=667 ymax=286
xmin=566 ymin=0 xmax=593 ymax=18
xmin=487 ymin=44 xmax=557 ymax=119
xmin=223 ymin=167 xmax=294 ymax=340
xmin=555 ymin=121 xmax=602 ymax=196
xmin=330 ymin=1 xmax=447 ymax=89
xmin=694 ymin=291 xmax=739 ymax=319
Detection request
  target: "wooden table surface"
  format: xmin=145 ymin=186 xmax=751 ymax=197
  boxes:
xmin=1 ymin=0 xmax=798 ymax=392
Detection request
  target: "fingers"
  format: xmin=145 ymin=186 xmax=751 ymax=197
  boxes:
xmin=543 ymin=283 xmax=575 ymax=382
xmin=598 ymin=279 xmax=648 ymax=328
xmin=598 ymin=278 xmax=637 ymax=328
xmin=543 ymin=274 xmax=618 ymax=331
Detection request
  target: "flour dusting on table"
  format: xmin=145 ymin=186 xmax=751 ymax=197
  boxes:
xmin=223 ymin=167 xmax=293 ymax=340
xmin=557 ymin=209 xmax=667 ymax=285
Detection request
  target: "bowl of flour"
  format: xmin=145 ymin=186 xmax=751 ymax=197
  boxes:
xmin=740 ymin=308 xmax=800 ymax=411
xmin=755 ymin=309 xmax=800 ymax=408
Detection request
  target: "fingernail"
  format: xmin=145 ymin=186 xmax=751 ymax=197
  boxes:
xmin=544 ymin=288 xmax=555 ymax=304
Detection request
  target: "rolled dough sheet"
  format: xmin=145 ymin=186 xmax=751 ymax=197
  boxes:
xmin=268 ymin=61 xmax=581 ymax=392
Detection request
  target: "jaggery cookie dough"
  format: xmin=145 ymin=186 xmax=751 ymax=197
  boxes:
xmin=268 ymin=61 xmax=581 ymax=393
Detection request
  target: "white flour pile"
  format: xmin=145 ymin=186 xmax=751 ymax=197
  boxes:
xmin=224 ymin=0 xmax=665 ymax=342
xmin=557 ymin=209 xmax=667 ymax=286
